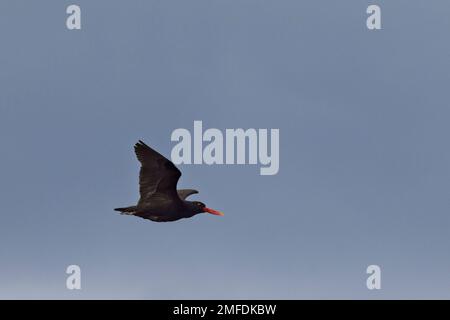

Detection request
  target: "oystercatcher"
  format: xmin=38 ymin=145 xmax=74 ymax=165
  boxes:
xmin=114 ymin=140 xmax=224 ymax=222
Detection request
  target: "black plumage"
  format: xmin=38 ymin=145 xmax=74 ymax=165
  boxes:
xmin=114 ymin=140 xmax=223 ymax=222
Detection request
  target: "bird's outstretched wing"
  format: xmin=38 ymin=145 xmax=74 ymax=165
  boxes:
xmin=134 ymin=140 xmax=181 ymax=205
xmin=177 ymin=189 xmax=199 ymax=200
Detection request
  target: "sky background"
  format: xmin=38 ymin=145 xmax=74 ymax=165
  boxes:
xmin=1 ymin=0 xmax=450 ymax=299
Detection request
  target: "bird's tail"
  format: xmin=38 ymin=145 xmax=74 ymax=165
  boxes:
xmin=114 ymin=206 xmax=137 ymax=215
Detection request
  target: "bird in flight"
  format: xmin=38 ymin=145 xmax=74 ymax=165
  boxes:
xmin=114 ymin=140 xmax=224 ymax=222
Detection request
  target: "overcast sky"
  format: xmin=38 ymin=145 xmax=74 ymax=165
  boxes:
xmin=1 ymin=0 xmax=450 ymax=299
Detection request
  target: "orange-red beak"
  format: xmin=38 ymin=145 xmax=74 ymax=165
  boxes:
xmin=203 ymin=207 xmax=224 ymax=216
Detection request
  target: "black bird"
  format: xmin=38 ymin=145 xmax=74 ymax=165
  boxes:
xmin=114 ymin=140 xmax=224 ymax=222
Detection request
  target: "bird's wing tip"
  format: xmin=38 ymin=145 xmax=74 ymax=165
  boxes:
xmin=135 ymin=140 xmax=145 ymax=148
xmin=136 ymin=140 xmax=150 ymax=148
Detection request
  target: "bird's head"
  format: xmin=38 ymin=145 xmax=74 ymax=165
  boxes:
xmin=189 ymin=201 xmax=224 ymax=217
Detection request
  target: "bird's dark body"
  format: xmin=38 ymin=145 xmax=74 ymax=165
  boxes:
xmin=114 ymin=140 xmax=220 ymax=222
xmin=130 ymin=200 xmax=195 ymax=222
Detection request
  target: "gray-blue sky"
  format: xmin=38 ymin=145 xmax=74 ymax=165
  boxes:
xmin=1 ymin=0 xmax=450 ymax=299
